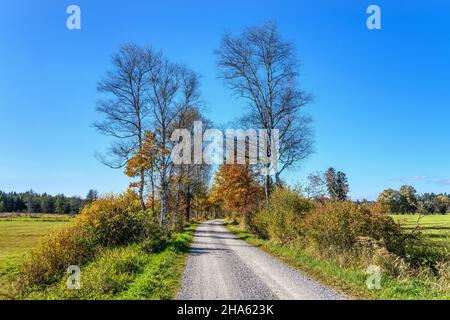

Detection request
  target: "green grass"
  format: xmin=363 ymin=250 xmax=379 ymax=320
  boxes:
xmin=0 ymin=214 xmax=74 ymax=297
xmin=227 ymin=224 xmax=449 ymax=300
xmin=21 ymin=223 xmax=198 ymax=300
xmin=391 ymin=214 xmax=450 ymax=247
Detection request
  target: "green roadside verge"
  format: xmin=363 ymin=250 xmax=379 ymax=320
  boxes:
xmin=227 ymin=224 xmax=448 ymax=300
xmin=22 ymin=223 xmax=198 ymax=300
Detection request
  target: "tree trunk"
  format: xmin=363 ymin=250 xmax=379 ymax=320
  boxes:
xmin=139 ymin=169 xmax=146 ymax=211
xmin=264 ymin=165 xmax=271 ymax=201
xmin=150 ymin=171 xmax=155 ymax=214
xmin=275 ymin=173 xmax=281 ymax=187
xmin=185 ymin=191 xmax=191 ymax=223
xmin=160 ymin=162 xmax=167 ymax=229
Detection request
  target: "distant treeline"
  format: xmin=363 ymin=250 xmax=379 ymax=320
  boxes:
xmin=0 ymin=189 xmax=98 ymax=214
xmin=378 ymin=186 xmax=450 ymax=214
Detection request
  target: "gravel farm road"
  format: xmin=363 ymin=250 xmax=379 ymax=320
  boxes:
xmin=177 ymin=220 xmax=346 ymax=300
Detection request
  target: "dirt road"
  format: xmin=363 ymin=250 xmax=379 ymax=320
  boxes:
xmin=177 ymin=220 xmax=345 ymax=300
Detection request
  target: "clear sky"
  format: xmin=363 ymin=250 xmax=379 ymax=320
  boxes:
xmin=1 ymin=0 xmax=449 ymax=200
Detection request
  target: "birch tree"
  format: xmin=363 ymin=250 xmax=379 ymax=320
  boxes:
xmin=144 ymin=50 xmax=201 ymax=228
xmin=94 ymin=44 xmax=150 ymax=210
xmin=216 ymin=22 xmax=314 ymax=200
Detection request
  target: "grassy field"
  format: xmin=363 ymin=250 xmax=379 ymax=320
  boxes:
xmin=0 ymin=213 xmax=197 ymax=300
xmin=391 ymin=214 xmax=450 ymax=247
xmin=0 ymin=214 xmax=74 ymax=296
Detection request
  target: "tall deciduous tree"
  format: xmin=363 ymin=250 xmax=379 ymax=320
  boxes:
xmin=216 ymin=21 xmax=314 ymax=200
xmin=398 ymin=185 xmax=418 ymax=213
xmin=95 ymin=44 xmax=150 ymax=211
xmin=144 ymin=49 xmax=201 ymax=228
xmin=95 ymin=44 xmax=204 ymax=227
xmin=304 ymin=171 xmax=327 ymax=199
xmin=325 ymin=167 xmax=349 ymax=201
xmin=171 ymin=108 xmax=211 ymax=222
xmin=378 ymin=188 xmax=401 ymax=213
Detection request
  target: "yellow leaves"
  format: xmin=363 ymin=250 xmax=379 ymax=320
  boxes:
xmin=125 ymin=131 xmax=159 ymax=188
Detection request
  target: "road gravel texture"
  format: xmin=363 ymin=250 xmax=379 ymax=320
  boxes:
xmin=177 ymin=220 xmax=346 ymax=300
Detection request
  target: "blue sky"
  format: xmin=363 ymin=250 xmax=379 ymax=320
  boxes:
xmin=1 ymin=0 xmax=449 ymax=200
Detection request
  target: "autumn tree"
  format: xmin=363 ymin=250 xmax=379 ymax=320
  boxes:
xmin=95 ymin=44 xmax=204 ymax=227
xmin=216 ymin=21 xmax=314 ymax=200
xmin=125 ymin=130 xmax=159 ymax=212
xmin=145 ymin=50 xmax=201 ymax=228
xmin=95 ymin=44 xmax=151 ymax=210
xmin=210 ymin=164 xmax=262 ymax=218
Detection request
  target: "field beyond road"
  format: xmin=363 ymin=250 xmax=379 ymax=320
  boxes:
xmin=0 ymin=214 xmax=74 ymax=295
xmin=391 ymin=214 xmax=450 ymax=247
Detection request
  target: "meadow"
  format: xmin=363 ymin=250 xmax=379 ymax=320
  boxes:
xmin=0 ymin=214 xmax=74 ymax=297
xmin=0 ymin=197 xmax=197 ymax=300
xmin=391 ymin=214 xmax=450 ymax=247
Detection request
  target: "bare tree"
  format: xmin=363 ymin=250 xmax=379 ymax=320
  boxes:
xmin=145 ymin=50 xmax=201 ymax=228
xmin=304 ymin=171 xmax=327 ymax=199
xmin=216 ymin=22 xmax=314 ymax=200
xmin=94 ymin=44 xmax=150 ymax=210
xmin=172 ymin=107 xmax=212 ymax=222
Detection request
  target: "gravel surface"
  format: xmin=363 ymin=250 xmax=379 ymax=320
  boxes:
xmin=177 ymin=220 xmax=346 ymax=300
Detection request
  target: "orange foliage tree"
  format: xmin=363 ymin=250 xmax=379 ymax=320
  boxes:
xmin=125 ymin=130 xmax=159 ymax=212
xmin=209 ymin=164 xmax=262 ymax=219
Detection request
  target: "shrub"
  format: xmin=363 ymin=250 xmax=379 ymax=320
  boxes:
xmin=79 ymin=191 xmax=151 ymax=247
xmin=302 ymin=201 xmax=413 ymax=257
xmin=143 ymin=237 xmax=168 ymax=253
xmin=250 ymin=187 xmax=314 ymax=243
xmin=17 ymin=190 xmax=161 ymax=291
xmin=17 ymin=224 xmax=98 ymax=289
xmin=169 ymin=232 xmax=193 ymax=253
xmin=401 ymin=240 xmax=448 ymax=270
